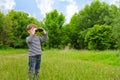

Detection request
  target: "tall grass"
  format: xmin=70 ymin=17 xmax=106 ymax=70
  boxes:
xmin=0 ymin=49 xmax=120 ymax=80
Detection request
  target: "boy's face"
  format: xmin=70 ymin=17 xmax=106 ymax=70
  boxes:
xmin=27 ymin=27 xmax=37 ymax=34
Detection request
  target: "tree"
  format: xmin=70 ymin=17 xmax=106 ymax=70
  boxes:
xmin=112 ymin=10 xmax=120 ymax=48
xmin=43 ymin=9 xmax=65 ymax=48
xmin=69 ymin=0 xmax=118 ymax=49
xmin=85 ymin=25 xmax=112 ymax=50
xmin=0 ymin=11 xmax=13 ymax=48
xmin=7 ymin=10 xmax=41 ymax=48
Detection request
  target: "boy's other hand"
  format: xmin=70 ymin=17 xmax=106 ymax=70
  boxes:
xmin=41 ymin=29 xmax=47 ymax=34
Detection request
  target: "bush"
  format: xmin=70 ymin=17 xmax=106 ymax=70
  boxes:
xmin=85 ymin=25 xmax=112 ymax=50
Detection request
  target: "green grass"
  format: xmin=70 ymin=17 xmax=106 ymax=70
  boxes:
xmin=0 ymin=49 xmax=120 ymax=80
xmin=0 ymin=49 xmax=27 ymax=55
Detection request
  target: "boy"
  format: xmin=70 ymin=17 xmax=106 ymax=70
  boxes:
xmin=26 ymin=24 xmax=48 ymax=80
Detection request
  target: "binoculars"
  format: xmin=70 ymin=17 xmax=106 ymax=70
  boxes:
xmin=35 ymin=28 xmax=43 ymax=32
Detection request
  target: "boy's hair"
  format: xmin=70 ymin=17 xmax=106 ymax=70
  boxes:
xmin=27 ymin=24 xmax=37 ymax=31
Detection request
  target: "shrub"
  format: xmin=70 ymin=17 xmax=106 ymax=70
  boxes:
xmin=85 ymin=25 xmax=112 ymax=50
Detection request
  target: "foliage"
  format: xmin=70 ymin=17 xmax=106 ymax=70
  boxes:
xmin=112 ymin=10 xmax=120 ymax=48
xmin=85 ymin=25 xmax=112 ymax=50
xmin=68 ymin=0 xmax=118 ymax=49
xmin=43 ymin=9 xmax=65 ymax=48
xmin=0 ymin=0 xmax=120 ymax=50
xmin=6 ymin=10 xmax=41 ymax=48
xmin=0 ymin=11 xmax=13 ymax=48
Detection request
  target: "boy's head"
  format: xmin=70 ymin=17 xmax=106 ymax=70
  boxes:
xmin=27 ymin=24 xmax=37 ymax=31
xmin=27 ymin=24 xmax=37 ymax=34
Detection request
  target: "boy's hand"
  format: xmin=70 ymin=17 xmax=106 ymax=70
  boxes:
xmin=41 ymin=29 xmax=47 ymax=34
xmin=32 ymin=28 xmax=36 ymax=35
xmin=29 ymin=28 xmax=36 ymax=35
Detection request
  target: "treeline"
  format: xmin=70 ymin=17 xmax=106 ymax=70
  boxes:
xmin=0 ymin=0 xmax=120 ymax=50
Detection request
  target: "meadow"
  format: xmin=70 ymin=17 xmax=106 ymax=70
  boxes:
xmin=0 ymin=49 xmax=120 ymax=80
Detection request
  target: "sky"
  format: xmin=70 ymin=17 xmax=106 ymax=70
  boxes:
xmin=0 ymin=0 xmax=119 ymax=23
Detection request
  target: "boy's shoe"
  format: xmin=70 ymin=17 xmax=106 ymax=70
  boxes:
xmin=28 ymin=73 xmax=35 ymax=80
xmin=34 ymin=73 xmax=39 ymax=80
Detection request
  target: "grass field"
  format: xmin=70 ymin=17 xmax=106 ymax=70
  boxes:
xmin=0 ymin=49 xmax=120 ymax=80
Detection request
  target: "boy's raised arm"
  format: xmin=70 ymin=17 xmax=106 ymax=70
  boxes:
xmin=39 ymin=33 xmax=48 ymax=42
xmin=39 ymin=29 xmax=49 ymax=42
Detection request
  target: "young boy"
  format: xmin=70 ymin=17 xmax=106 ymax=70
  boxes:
xmin=26 ymin=24 xmax=48 ymax=80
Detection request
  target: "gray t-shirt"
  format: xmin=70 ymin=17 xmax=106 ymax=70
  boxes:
xmin=26 ymin=33 xmax=48 ymax=56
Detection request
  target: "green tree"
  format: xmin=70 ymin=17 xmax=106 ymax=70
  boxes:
xmin=112 ymin=10 xmax=120 ymax=48
xmin=60 ymin=24 xmax=71 ymax=48
xmin=43 ymin=9 xmax=65 ymax=48
xmin=7 ymin=10 xmax=41 ymax=48
xmin=0 ymin=11 xmax=13 ymax=48
xmin=69 ymin=0 xmax=118 ymax=49
xmin=85 ymin=25 xmax=112 ymax=50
